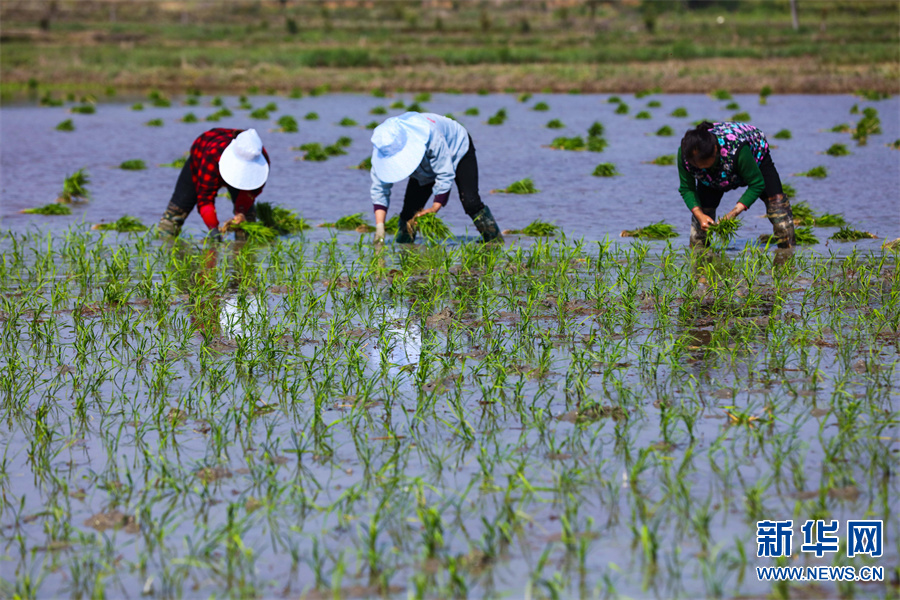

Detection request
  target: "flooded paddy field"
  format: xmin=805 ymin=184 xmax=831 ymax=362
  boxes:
xmin=1 ymin=92 xmax=899 ymax=599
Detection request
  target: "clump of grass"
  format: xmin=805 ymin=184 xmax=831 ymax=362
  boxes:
xmin=119 ymin=159 xmax=146 ymax=170
xmin=621 ymin=222 xmax=678 ymax=239
xmin=656 ymin=125 xmax=674 ymax=137
xmin=635 ymin=111 xmax=651 ymax=119
xmin=707 ymin=217 xmax=742 ymax=243
xmin=711 ymin=89 xmax=733 ymax=100
xmin=370 ymin=106 xmax=387 ymax=115
xmin=160 ymin=155 xmax=187 ymax=168
xmin=546 ymin=119 xmax=565 ymax=129
xmin=797 ymin=166 xmax=828 ymax=178
xmin=650 ymin=154 xmax=676 ymax=166
xmin=304 ymin=112 xmax=319 ymax=121
xmin=532 ymin=101 xmax=550 ymax=111
xmin=732 ymin=112 xmax=751 ymax=121
xmin=505 ymin=220 xmax=559 ymax=236
xmin=494 ymin=178 xmax=539 ymax=194
xmin=550 ymin=136 xmax=585 ymax=151
xmin=339 ymin=117 xmax=358 ymax=126
xmin=588 ymin=121 xmax=604 ymax=138
xmin=181 ymin=112 xmax=199 ymax=123
xmin=824 ymin=143 xmax=850 ymax=156
xmin=70 ymin=104 xmax=95 ymax=115
xmin=615 ymin=103 xmax=629 ymax=115
xmin=464 ymin=107 xmax=479 ymax=116
xmin=21 ymin=203 xmax=72 ymax=215
xmin=56 ymin=119 xmax=75 ymax=131
xmin=92 ymin=216 xmax=147 ymax=232
xmin=58 ymin=168 xmax=90 ymax=202
xmin=277 ymin=115 xmax=299 ymax=132
xmin=145 ymin=119 xmax=164 ymax=127
xmin=670 ymin=107 xmax=689 ymax=117
xmin=773 ymin=129 xmax=792 ymax=139
xmin=409 ymin=213 xmax=453 ymax=241
xmin=255 ymin=201 xmax=310 ymax=234
xmin=830 ymin=227 xmax=877 ymax=242
xmin=592 ymin=163 xmax=619 ymax=177
xmin=487 ymin=108 xmax=507 ymax=125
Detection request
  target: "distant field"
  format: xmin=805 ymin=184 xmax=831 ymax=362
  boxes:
xmin=1 ymin=0 xmax=898 ymax=98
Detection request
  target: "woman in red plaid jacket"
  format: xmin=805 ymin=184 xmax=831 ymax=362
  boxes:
xmin=158 ymin=128 xmax=270 ymax=241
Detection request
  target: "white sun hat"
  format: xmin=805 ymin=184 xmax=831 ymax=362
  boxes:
xmin=370 ymin=112 xmax=431 ymax=183
xmin=218 ymin=129 xmax=269 ymax=190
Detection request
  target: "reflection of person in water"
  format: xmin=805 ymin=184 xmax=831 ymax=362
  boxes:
xmin=678 ymin=121 xmax=795 ymax=249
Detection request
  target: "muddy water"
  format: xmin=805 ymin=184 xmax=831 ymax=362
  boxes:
xmin=1 ymin=93 xmax=897 ymax=244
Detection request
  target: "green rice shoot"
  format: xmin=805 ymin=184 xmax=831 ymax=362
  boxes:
xmin=59 ymin=168 xmax=90 ymax=202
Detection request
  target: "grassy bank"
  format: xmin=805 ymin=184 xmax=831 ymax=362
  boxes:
xmin=1 ymin=0 xmax=897 ymax=99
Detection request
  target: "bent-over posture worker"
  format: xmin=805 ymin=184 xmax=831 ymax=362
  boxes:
xmin=678 ymin=121 xmax=795 ymax=248
xmin=369 ymin=112 xmax=502 ymax=244
xmin=158 ymin=128 xmax=270 ymax=241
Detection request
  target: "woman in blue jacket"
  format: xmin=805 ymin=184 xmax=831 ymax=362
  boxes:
xmin=369 ymin=112 xmax=502 ymax=244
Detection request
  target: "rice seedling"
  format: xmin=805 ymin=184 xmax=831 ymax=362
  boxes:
xmin=711 ymin=89 xmax=732 ymax=100
xmin=782 ymin=183 xmax=796 ymax=198
xmin=707 ymin=217 xmax=742 ymax=243
xmin=656 ymin=125 xmax=674 ymax=136
xmin=635 ymin=111 xmax=651 ymax=119
xmin=276 ymin=115 xmax=299 ymax=132
xmin=825 ymin=143 xmax=850 ymax=156
xmin=853 ymin=109 xmax=882 ymax=145
xmin=731 ymin=112 xmax=751 ymax=121
xmin=58 ymin=168 xmax=90 ymax=202
xmin=145 ymin=118 xmax=164 ymax=127
xmin=70 ymin=104 xmax=95 ymax=115
xmin=366 ymin=121 xmax=378 ymax=129
xmin=206 ymin=108 xmax=233 ymax=122
xmin=255 ymin=202 xmax=311 ymax=234
xmin=211 ymin=96 xmax=224 ymax=106
xmin=546 ymin=119 xmax=565 ymax=129
xmin=830 ymin=123 xmax=852 ymax=133
xmin=487 ymin=108 xmax=507 ymax=125
xmin=249 ymin=108 xmax=270 ymax=119
xmin=389 ymin=100 xmax=405 ymax=109
xmin=304 ymin=112 xmax=319 ymax=120
xmin=759 ymin=85 xmax=773 ymax=104
xmin=406 ymin=102 xmax=425 ymax=112
xmin=503 ymin=219 xmax=559 ymax=236
xmin=670 ymin=107 xmax=688 ymax=117
xmin=118 ymin=159 xmax=146 ymax=170
xmin=796 ymin=166 xmax=828 ymax=178
xmin=21 ymin=203 xmax=72 ymax=215
xmin=588 ymin=121 xmax=605 ymax=137
xmin=181 ymin=112 xmax=199 ymax=123
xmin=354 ymin=156 xmax=372 ymax=170
xmin=550 ymin=136 xmax=585 ymax=151
xmin=234 ymin=221 xmax=278 ymax=242
xmin=587 ymin=136 xmax=608 ymax=152
xmin=829 ymin=227 xmax=877 ymax=242
xmin=91 ymin=216 xmax=147 ymax=232
xmin=615 ymin=103 xmax=629 ymax=114
xmin=856 ymin=89 xmax=890 ymax=100
xmin=464 ymin=107 xmax=480 ymax=116
xmin=149 ymin=90 xmax=171 ymax=107
xmin=55 ymin=119 xmax=75 ymax=131
xmin=649 ymin=154 xmax=676 ymax=166
xmin=592 ymin=163 xmax=619 ymax=177
xmin=647 ymin=100 xmax=662 ymax=108
xmin=414 ymin=92 xmax=431 ymax=102
xmin=131 ymin=102 xmax=144 ymax=110
xmin=890 ymin=139 xmax=900 ymax=150
xmin=494 ymin=178 xmax=539 ymax=194
xmin=370 ymin=106 xmax=387 ymax=115
xmin=339 ymin=117 xmax=358 ymax=126
xmin=607 ymin=96 xmax=622 ymax=103
xmin=533 ymin=102 xmax=550 ymax=111
xmin=321 ymin=212 xmax=371 ymax=231
xmin=725 ymin=102 xmax=740 ymax=110
xmin=850 ymin=103 xmax=860 ymax=114
xmin=518 ymin=92 xmax=533 ymax=102
xmin=620 ymin=221 xmax=678 ymax=239
xmin=408 ymin=212 xmax=453 ymax=241
xmin=794 ymin=226 xmax=819 ymax=244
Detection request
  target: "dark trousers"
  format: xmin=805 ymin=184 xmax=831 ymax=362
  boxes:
xmin=169 ymin=161 xmax=243 ymax=214
xmin=398 ymin=136 xmax=485 ymax=222
xmin=695 ymin=153 xmax=783 ymax=213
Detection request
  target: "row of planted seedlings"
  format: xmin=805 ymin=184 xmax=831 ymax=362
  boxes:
xmin=1 ymin=227 xmax=898 ymax=599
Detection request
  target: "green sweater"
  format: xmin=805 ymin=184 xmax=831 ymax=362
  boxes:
xmin=677 ymin=145 xmax=765 ymax=210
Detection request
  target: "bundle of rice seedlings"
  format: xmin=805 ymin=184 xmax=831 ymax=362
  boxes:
xmin=812 ymin=213 xmax=847 ymax=227
xmin=592 ymin=163 xmax=619 ymax=177
xmin=119 ymin=159 xmax=146 ymax=170
xmin=646 ymin=100 xmax=662 ymax=108
xmin=504 ymin=220 xmax=559 ymax=236
xmin=614 ymin=103 xmax=629 ymax=115
xmin=296 ymin=143 xmax=328 ymax=161
xmin=731 ymin=112 xmax=751 ymax=122
xmin=829 ymin=227 xmax=877 ymax=242
xmin=670 ymin=107 xmax=689 ymax=117
xmin=277 ymin=115 xmax=299 ymax=133
xmin=321 ymin=213 xmax=371 ymax=231
xmin=21 ymin=203 xmax=72 ymax=215
xmin=206 ymin=108 xmax=233 ymax=122
xmin=235 ymin=221 xmax=278 ymax=242
xmin=656 ymin=125 xmax=674 ymax=137
xmin=354 ymin=156 xmax=372 ymax=171
xmin=339 ymin=117 xmax=358 ymax=126
xmin=384 ymin=215 xmax=400 ymax=235
xmin=620 ymin=222 xmax=678 ymax=239
xmin=518 ymin=93 xmax=532 ymax=103
xmin=830 ymin=123 xmax=852 ymax=133
xmin=824 ymin=143 xmax=850 ymax=156
xmin=587 ymin=136 xmax=608 ymax=152
xmin=70 ymin=104 xmax=96 ymax=115
xmin=304 ymin=112 xmax=319 ymax=120
xmin=487 ymin=108 xmax=507 ymax=125
xmin=782 ymin=184 xmax=796 ymax=198
xmin=550 ymin=136 xmax=585 ymax=151
xmin=145 ymin=119 xmax=164 ymax=127
xmin=160 ymin=155 xmax=188 ymax=168
xmin=711 ymin=89 xmax=733 ymax=100
xmin=406 ymin=102 xmax=426 ymax=113
xmin=249 ymin=108 xmax=270 ymax=120
xmin=370 ymin=106 xmax=387 ymax=115
xmin=56 ymin=119 xmax=75 ymax=131
xmin=494 ymin=178 xmax=539 ymax=194
xmin=255 ymin=202 xmax=310 ymax=234
xmin=92 ymin=216 xmax=147 ymax=232
xmin=725 ymin=102 xmax=740 ymax=111
xmin=773 ymin=129 xmax=792 ymax=139
xmin=532 ymin=102 xmax=550 ymax=111
xmin=795 ymin=226 xmax=819 ymax=245
xmin=58 ymin=168 xmax=90 ymax=202
xmin=409 ymin=213 xmax=453 ymax=242
xmin=707 ymin=217 xmax=742 ymax=243
xmin=546 ymin=119 xmax=565 ymax=129
xmin=181 ymin=113 xmax=199 ymax=123
xmin=588 ymin=122 xmax=605 ymax=137
xmin=650 ymin=154 xmax=676 ymax=166
xmin=464 ymin=107 xmax=480 ymax=116
xmin=324 ymin=143 xmax=347 ymax=157
xmin=796 ymin=166 xmax=827 ymax=178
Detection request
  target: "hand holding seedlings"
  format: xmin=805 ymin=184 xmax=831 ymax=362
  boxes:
xmin=412 ymin=204 xmax=441 ymax=219
xmin=722 ymin=202 xmax=747 ymax=221
xmin=691 ymin=207 xmax=715 ymax=231
xmin=219 ymin=213 xmax=247 ymax=233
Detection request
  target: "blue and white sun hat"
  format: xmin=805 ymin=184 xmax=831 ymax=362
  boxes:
xmin=219 ymin=129 xmax=269 ymax=191
xmin=370 ymin=112 xmax=431 ymax=183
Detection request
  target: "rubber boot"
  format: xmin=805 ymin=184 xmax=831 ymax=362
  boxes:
xmin=158 ymin=202 xmax=188 ymax=237
xmin=763 ymin=194 xmax=795 ymax=249
xmin=233 ymin=205 xmax=257 ymax=242
xmin=395 ymin=219 xmax=416 ymax=244
xmin=472 ymin=206 xmax=503 ymax=243
xmin=689 ymin=207 xmax=715 ymax=248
